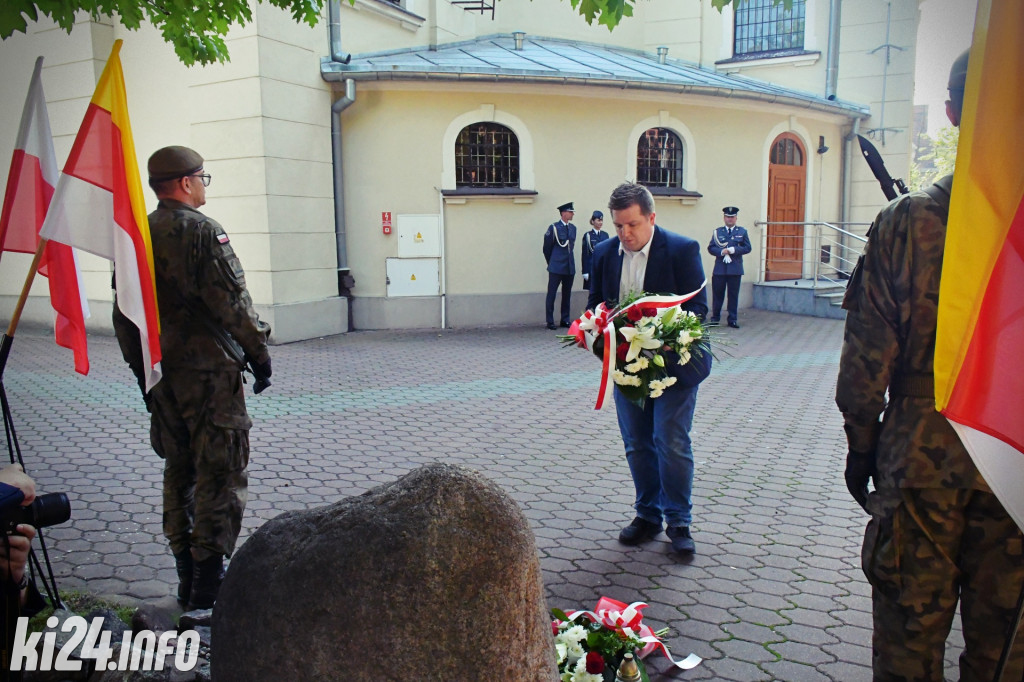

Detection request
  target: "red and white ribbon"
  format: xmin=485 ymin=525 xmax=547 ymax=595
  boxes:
xmin=571 ymin=285 xmax=706 ymax=410
xmin=556 ymin=596 xmax=702 ymax=670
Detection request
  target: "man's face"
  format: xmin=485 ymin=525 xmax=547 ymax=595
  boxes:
xmin=184 ymin=171 xmax=207 ymax=208
xmin=724 ymin=214 xmax=737 ymax=227
xmin=611 ymin=203 xmax=655 ymax=252
xmin=560 ymin=210 xmax=574 ymax=224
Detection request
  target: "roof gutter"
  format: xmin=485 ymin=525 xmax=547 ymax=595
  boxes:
xmin=320 ymin=69 xmax=870 ymax=119
xmin=326 ymin=0 xmax=355 ymax=302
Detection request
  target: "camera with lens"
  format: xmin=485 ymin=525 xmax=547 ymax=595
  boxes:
xmin=0 ymin=492 xmax=71 ymax=534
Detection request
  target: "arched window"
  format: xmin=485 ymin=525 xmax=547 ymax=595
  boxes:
xmin=455 ymin=122 xmax=520 ymax=188
xmin=637 ymin=128 xmax=684 ymax=188
xmin=770 ymin=136 xmax=804 ymax=166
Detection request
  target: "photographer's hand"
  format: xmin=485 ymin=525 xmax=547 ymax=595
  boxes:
xmin=2 ymin=524 xmax=36 ymax=599
xmin=0 ymin=465 xmax=35 ymax=505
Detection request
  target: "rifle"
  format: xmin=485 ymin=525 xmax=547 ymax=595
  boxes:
xmin=857 ymin=134 xmax=909 ymax=201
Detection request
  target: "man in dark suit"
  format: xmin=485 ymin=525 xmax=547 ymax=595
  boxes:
xmin=580 ymin=210 xmax=609 ymax=290
xmin=543 ymin=202 xmax=577 ymax=329
xmin=707 ymin=206 xmax=752 ymax=328
xmin=587 ymin=182 xmax=710 ymax=555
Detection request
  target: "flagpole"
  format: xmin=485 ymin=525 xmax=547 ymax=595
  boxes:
xmin=0 ymin=238 xmax=46 ymax=379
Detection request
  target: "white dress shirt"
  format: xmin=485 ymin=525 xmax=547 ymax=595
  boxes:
xmin=618 ymin=232 xmax=655 ymax=299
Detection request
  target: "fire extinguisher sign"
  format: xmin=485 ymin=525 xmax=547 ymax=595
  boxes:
xmin=382 ymin=211 xmax=392 ymax=235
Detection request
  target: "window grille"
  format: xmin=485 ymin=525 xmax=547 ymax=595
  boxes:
xmin=771 ymin=137 xmax=804 ymax=166
xmin=637 ymin=128 xmax=684 ymax=188
xmin=455 ymin=122 xmax=520 ymax=188
xmin=734 ymin=0 xmax=806 ymax=57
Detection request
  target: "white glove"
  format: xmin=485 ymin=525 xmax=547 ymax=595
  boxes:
xmin=723 ymin=254 xmax=733 ymax=264
xmin=728 ymin=246 xmax=736 ymax=254
xmin=583 ymin=273 xmax=589 ymax=282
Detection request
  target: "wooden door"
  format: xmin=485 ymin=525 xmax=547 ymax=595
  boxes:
xmin=766 ymin=134 xmax=806 ymax=281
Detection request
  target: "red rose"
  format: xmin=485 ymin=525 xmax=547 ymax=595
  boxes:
xmin=585 ymin=651 xmax=605 ymax=674
xmin=626 ymin=306 xmax=643 ymax=322
xmin=616 ymin=343 xmax=630 ymax=361
xmin=641 ymin=307 xmax=657 ymax=318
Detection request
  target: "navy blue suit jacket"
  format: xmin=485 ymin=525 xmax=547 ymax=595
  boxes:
xmin=587 ymin=225 xmax=711 ymax=387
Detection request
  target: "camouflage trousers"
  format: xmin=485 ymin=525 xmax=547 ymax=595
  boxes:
xmin=862 ymin=487 xmax=1024 ymax=682
xmin=149 ymin=368 xmax=252 ymax=562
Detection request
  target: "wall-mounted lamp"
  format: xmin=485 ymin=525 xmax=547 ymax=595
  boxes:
xmin=512 ymin=31 xmax=526 ymax=51
xmin=817 ymin=135 xmax=829 ymax=154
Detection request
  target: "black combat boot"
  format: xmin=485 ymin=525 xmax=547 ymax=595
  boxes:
xmin=173 ymin=550 xmax=194 ymax=607
xmin=187 ymin=554 xmax=225 ymax=611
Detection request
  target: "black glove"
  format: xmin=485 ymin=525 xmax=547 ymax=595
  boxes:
xmin=256 ymin=357 xmax=272 ymax=379
xmin=845 ymin=450 xmax=876 ymax=512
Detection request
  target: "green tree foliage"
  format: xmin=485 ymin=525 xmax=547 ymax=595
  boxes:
xmin=1 ymin=0 xmax=785 ymax=65
xmin=913 ymin=126 xmax=959 ymax=190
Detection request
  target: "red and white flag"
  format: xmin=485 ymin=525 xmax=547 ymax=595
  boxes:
xmin=40 ymin=41 xmax=162 ymax=390
xmin=0 ymin=56 xmax=90 ymax=374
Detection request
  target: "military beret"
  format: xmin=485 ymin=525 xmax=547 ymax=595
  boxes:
xmin=557 ymin=202 xmax=575 ymax=213
xmin=947 ymin=48 xmax=970 ymax=93
xmin=591 ymin=210 xmax=604 ymax=220
xmin=148 ymin=146 xmax=204 ymax=182
xmin=722 ymin=206 xmax=739 ymax=216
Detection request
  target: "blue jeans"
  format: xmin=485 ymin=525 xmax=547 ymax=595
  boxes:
xmin=614 ymin=384 xmax=698 ymax=527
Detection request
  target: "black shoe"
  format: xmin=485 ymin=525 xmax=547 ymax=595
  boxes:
xmin=559 ymin=321 xmax=570 ymax=328
xmin=174 ymin=550 xmax=193 ymax=607
xmin=618 ymin=517 xmax=663 ymax=545
xmin=546 ymin=323 xmax=557 ymax=330
xmin=666 ymin=526 xmax=696 ymax=554
xmin=188 ymin=555 xmax=225 ymax=611
xmin=728 ymin=322 xmax=740 ymax=329
xmin=707 ymin=318 xmax=720 ymax=326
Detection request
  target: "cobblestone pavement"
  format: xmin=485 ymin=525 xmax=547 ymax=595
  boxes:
xmin=3 ymin=309 xmax=966 ymax=681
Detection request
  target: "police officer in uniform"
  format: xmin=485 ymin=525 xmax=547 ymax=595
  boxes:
xmin=837 ymin=50 xmax=1024 ymax=681
xmin=706 ymin=206 xmax=751 ymax=328
xmin=580 ymin=210 xmax=608 ymax=291
xmin=113 ymin=146 xmax=272 ymax=611
xmin=542 ymin=201 xmax=577 ymax=329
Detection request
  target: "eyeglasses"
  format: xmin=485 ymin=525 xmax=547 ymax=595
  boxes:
xmin=189 ymin=173 xmax=212 ymax=187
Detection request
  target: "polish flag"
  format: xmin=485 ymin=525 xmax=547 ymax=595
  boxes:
xmin=40 ymin=41 xmax=162 ymax=390
xmin=0 ymin=57 xmax=90 ymax=374
xmin=935 ymin=0 xmax=1024 ymax=532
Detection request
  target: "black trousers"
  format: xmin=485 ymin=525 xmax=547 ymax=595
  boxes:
xmin=711 ymin=274 xmax=741 ymax=324
xmin=545 ymin=272 xmax=574 ymax=326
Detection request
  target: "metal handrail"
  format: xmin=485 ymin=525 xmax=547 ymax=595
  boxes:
xmin=752 ymin=220 xmax=871 ymax=287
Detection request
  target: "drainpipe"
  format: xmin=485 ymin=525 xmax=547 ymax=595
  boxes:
xmin=825 ymin=0 xmax=841 ymax=100
xmin=840 ymin=117 xmax=861 ymax=275
xmin=328 ymin=0 xmax=356 ymax=327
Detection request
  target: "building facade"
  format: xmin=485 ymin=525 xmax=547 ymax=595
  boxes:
xmin=0 ymin=0 xmax=922 ymax=339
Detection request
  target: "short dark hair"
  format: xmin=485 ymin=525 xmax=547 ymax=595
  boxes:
xmin=608 ymin=182 xmax=655 ymax=216
xmin=148 ymin=177 xmax=179 ymax=195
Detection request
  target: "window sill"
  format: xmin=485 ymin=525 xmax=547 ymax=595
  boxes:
xmin=716 ymin=50 xmax=821 ymax=73
xmin=442 ymin=188 xmax=537 ymax=205
xmin=346 ymin=0 xmax=425 ymax=31
xmin=647 ymin=187 xmax=703 ymax=206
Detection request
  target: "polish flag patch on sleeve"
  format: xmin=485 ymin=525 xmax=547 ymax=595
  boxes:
xmin=217 ymin=232 xmax=230 ymax=244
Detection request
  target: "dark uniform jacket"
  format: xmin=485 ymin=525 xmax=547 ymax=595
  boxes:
xmin=587 ymin=225 xmax=711 ymax=388
xmin=836 ymin=175 xmax=986 ymax=491
xmin=543 ymin=221 xmax=576 ymax=275
xmin=707 ymin=225 xmax=752 ymax=276
xmin=581 ymin=229 xmax=609 ymax=284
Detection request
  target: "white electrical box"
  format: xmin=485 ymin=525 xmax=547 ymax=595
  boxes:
xmin=386 ymin=258 xmax=440 ymax=297
xmin=397 ymin=214 xmax=441 ymax=258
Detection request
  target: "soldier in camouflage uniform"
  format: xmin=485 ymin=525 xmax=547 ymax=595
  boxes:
xmin=836 ymin=51 xmax=1024 ymax=681
xmin=113 ymin=146 xmax=271 ymax=611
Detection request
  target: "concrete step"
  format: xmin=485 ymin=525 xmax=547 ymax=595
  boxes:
xmin=753 ymin=278 xmax=847 ymax=320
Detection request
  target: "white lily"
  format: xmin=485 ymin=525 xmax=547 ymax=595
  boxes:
xmin=619 ymin=324 xmax=662 ymax=361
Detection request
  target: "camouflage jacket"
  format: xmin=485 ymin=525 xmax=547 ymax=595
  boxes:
xmin=114 ymin=200 xmax=270 ymax=374
xmin=836 ymin=175 xmax=986 ymax=491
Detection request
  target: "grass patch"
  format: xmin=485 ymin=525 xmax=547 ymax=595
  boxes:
xmin=27 ymin=590 xmax=136 ymax=632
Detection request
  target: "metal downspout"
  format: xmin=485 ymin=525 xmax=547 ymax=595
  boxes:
xmin=825 ymin=0 xmax=841 ymax=100
xmin=841 ymin=118 xmax=861 ymax=274
xmin=328 ymin=0 xmax=355 ymax=326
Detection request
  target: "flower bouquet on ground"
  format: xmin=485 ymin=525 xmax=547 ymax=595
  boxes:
xmin=551 ymin=597 xmax=701 ymax=681
xmin=559 ymin=290 xmax=713 ymax=410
